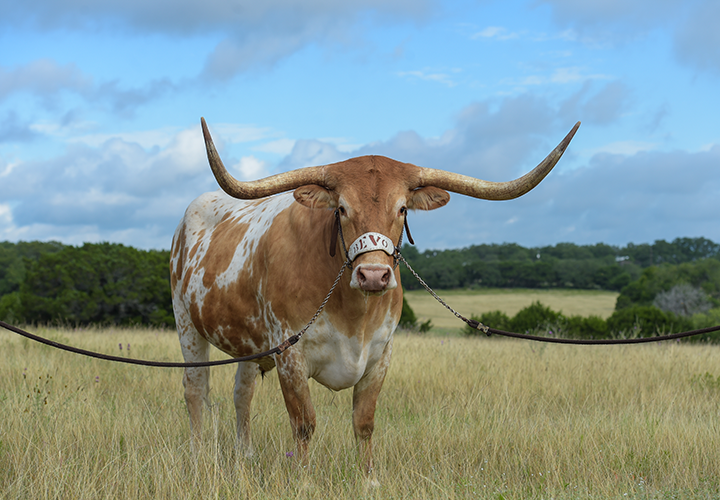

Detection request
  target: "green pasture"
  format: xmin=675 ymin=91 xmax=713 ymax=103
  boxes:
xmin=404 ymin=288 xmax=619 ymax=332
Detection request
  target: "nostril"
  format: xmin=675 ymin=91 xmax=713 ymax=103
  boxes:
xmin=351 ymin=265 xmax=397 ymax=292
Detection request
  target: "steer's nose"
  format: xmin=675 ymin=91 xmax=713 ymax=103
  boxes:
xmin=356 ymin=265 xmax=392 ymax=292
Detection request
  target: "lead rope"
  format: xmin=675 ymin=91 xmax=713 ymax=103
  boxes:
xmin=6 ymin=213 xmax=720 ymax=363
xmin=396 ymin=251 xmax=720 ymax=345
xmin=0 ymin=262 xmax=348 ymax=367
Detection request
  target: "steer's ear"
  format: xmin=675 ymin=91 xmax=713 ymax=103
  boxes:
xmin=407 ymin=186 xmax=450 ymax=211
xmin=294 ymin=185 xmax=337 ymax=209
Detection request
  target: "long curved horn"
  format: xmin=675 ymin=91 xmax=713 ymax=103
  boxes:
xmin=201 ymin=117 xmax=327 ymax=199
xmin=417 ymin=122 xmax=580 ymax=200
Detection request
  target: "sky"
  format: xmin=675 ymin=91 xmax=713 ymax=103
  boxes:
xmin=1 ymin=0 xmax=719 ymax=251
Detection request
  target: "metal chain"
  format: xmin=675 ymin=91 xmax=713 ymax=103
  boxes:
xmin=279 ymin=263 xmax=348 ymax=350
xmin=398 ymin=252 xmax=720 ymax=344
xmin=397 ymin=253 xmax=489 ymax=334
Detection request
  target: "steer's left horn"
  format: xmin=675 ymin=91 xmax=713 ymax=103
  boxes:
xmin=201 ymin=117 xmax=327 ymax=199
xmin=417 ymin=122 xmax=580 ymax=200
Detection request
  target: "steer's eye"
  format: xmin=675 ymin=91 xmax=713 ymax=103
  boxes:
xmin=399 ymin=207 xmax=407 ymax=216
xmin=338 ymin=206 xmax=347 ymax=216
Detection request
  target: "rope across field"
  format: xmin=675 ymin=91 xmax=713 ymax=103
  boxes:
xmin=2 ymin=254 xmax=719 ymax=367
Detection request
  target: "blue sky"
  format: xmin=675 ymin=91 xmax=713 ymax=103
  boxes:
xmin=1 ymin=0 xmax=719 ymax=251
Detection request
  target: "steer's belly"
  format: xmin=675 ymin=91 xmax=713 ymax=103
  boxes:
xmin=301 ymin=314 xmax=395 ymax=391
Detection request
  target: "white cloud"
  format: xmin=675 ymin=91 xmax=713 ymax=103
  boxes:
xmin=550 ymin=67 xmax=601 ymax=84
xmin=3 ymin=90 xmax=719 ymax=252
xmin=673 ymin=0 xmax=720 ymax=74
xmin=252 ymin=138 xmax=297 ymax=156
xmin=1 ymin=0 xmax=435 ymax=35
xmin=537 ymin=0 xmax=685 ymax=37
xmin=559 ymin=80 xmax=631 ymax=126
xmin=29 ymin=119 xmax=97 ymax=138
xmin=539 ymin=0 xmax=720 ymax=74
xmin=0 ymin=59 xmax=174 ymax=115
xmin=0 ymin=59 xmax=92 ymax=100
xmin=69 ymin=127 xmax=181 ymax=149
xmin=471 ymin=26 xmax=518 ymax=40
xmin=318 ymin=137 xmax=365 ymax=153
xmin=0 ymin=161 xmax=19 ymax=178
xmin=587 ymin=140 xmax=657 ymax=156
xmin=502 ymin=67 xmax=611 ymax=88
xmin=233 ymin=156 xmax=270 ymax=180
xmin=212 ymin=123 xmax=277 ymax=144
xmin=0 ymin=203 xmax=13 ymax=226
xmin=279 ymin=139 xmax=348 ymax=170
xmin=397 ymin=69 xmax=460 ymax=87
xmin=0 ymin=124 xmax=216 ymax=248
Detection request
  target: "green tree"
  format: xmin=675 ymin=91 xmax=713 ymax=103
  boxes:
xmin=510 ymin=301 xmax=562 ymax=333
xmin=398 ymin=296 xmax=417 ymax=329
xmin=606 ymin=305 xmax=692 ymax=336
xmin=18 ymin=243 xmax=173 ymax=327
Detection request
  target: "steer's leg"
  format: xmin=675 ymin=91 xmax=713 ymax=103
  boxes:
xmin=275 ymin=349 xmax=316 ymax=464
xmin=352 ymin=336 xmax=393 ymax=478
xmin=234 ymin=362 xmax=260 ymax=457
xmin=178 ymin=324 xmax=211 ymax=445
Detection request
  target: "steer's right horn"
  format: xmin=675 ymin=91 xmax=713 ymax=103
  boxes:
xmin=201 ymin=117 xmax=327 ymax=199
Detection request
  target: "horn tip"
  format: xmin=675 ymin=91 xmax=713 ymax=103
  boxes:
xmin=200 ymin=117 xmax=213 ymax=145
xmin=558 ymin=121 xmax=581 ymax=152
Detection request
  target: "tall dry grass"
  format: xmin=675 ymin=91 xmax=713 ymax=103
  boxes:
xmin=2 ymin=326 xmax=720 ymax=499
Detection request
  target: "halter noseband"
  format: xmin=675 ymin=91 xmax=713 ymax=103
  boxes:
xmin=329 ymin=209 xmax=414 ymax=268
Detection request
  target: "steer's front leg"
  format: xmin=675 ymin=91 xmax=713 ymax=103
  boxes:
xmin=352 ymin=336 xmax=393 ymax=478
xmin=275 ymin=348 xmax=316 ymax=464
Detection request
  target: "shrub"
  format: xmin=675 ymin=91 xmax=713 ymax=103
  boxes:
xmin=0 ymin=292 xmax=22 ymax=324
xmin=688 ymin=307 xmax=720 ymax=343
xmin=399 ymin=296 xmax=417 ymax=329
xmin=510 ymin=301 xmax=562 ymax=333
xmin=418 ymin=319 xmax=433 ymax=333
xmin=606 ymin=305 xmax=692 ymax=337
xmin=563 ymin=314 xmax=609 ymax=339
xmin=463 ymin=310 xmax=511 ymax=336
xmin=398 ymin=297 xmax=433 ymax=333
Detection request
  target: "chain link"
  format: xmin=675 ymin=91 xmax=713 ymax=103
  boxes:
xmin=397 ymin=253 xmax=489 ymax=334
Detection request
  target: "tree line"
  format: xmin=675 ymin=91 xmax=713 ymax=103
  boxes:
xmin=1 ymin=237 xmax=719 ymax=337
xmin=399 ymin=237 xmax=720 ymax=292
xmin=0 ymin=241 xmax=173 ymax=327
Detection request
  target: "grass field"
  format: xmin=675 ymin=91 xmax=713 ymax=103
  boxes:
xmin=2 ymin=321 xmax=720 ymax=499
xmin=404 ymin=288 xmax=620 ymax=332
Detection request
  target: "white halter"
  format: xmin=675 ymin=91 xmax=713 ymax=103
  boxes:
xmin=347 ymin=232 xmax=395 ymax=262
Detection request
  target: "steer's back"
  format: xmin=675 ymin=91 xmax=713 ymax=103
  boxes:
xmin=170 ymin=190 xmax=296 ymax=363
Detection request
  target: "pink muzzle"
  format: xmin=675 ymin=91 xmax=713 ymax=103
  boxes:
xmin=347 ymin=232 xmax=398 ymax=293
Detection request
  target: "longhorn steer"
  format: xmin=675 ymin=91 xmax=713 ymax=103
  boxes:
xmin=170 ymin=118 xmax=579 ymax=474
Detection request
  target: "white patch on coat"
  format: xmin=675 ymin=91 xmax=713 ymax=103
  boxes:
xmin=172 ymin=191 xmax=295 ymax=317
